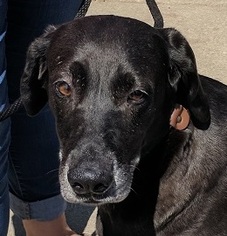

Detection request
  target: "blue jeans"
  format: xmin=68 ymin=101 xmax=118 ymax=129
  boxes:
xmin=0 ymin=0 xmax=83 ymax=235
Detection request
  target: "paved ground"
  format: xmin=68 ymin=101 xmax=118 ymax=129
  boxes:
xmin=7 ymin=0 xmax=227 ymax=235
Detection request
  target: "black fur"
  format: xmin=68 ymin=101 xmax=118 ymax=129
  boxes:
xmin=20 ymin=15 xmax=227 ymax=236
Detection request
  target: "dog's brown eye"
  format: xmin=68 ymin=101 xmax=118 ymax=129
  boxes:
xmin=55 ymin=81 xmax=72 ymax=97
xmin=127 ymin=90 xmax=147 ymax=105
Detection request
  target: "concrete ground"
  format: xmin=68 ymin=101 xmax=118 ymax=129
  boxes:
xmin=7 ymin=0 xmax=227 ymax=235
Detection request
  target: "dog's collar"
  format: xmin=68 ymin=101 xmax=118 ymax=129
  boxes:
xmin=170 ymin=105 xmax=190 ymax=130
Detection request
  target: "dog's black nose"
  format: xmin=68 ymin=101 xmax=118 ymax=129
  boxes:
xmin=67 ymin=167 xmax=113 ymax=195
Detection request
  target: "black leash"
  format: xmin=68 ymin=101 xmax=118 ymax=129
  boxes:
xmin=75 ymin=0 xmax=92 ymax=19
xmin=0 ymin=0 xmax=163 ymax=122
xmin=0 ymin=98 xmax=22 ymax=122
xmin=146 ymin=0 xmax=164 ymax=28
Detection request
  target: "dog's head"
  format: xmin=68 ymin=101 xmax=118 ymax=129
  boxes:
xmin=20 ymin=15 xmax=210 ymax=204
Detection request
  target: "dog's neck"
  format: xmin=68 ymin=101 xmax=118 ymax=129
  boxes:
xmin=97 ymin=126 xmax=194 ymax=236
xmin=153 ymin=125 xmax=196 ymax=231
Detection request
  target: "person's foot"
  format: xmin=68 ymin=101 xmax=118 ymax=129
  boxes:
xmin=23 ymin=214 xmax=81 ymax=236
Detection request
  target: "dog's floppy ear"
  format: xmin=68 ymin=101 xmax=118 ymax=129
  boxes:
xmin=20 ymin=25 xmax=57 ymax=116
xmin=160 ymin=28 xmax=210 ymax=130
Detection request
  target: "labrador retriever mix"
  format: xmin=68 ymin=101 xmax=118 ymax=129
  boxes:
xmin=20 ymin=15 xmax=227 ymax=235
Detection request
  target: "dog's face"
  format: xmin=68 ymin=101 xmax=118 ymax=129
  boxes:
xmin=20 ymin=15 xmax=210 ymax=205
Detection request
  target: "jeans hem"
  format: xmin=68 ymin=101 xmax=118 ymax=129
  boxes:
xmin=9 ymin=193 xmax=67 ymax=221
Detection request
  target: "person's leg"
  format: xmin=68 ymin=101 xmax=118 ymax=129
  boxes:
xmin=8 ymin=107 xmax=77 ymax=236
xmin=6 ymin=0 xmax=83 ymax=235
xmin=0 ymin=1 xmax=10 ymax=235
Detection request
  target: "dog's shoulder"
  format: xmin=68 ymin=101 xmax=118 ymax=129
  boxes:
xmin=198 ymin=75 xmax=227 ymax=141
xmin=200 ymin=75 xmax=227 ymax=112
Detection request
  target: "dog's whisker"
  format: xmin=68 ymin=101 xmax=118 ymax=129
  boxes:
xmin=129 ymin=164 xmax=140 ymax=171
xmin=46 ymin=168 xmax=59 ymax=175
xmin=130 ymin=187 xmax=138 ymax=196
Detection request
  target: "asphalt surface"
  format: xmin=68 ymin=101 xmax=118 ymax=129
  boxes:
xmin=7 ymin=0 xmax=227 ymax=235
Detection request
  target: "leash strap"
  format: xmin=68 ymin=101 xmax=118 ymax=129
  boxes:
xmin=146 ymin=0 xmax=164 ymax=28
xmin=0 ymin=98 xmax=22 ymax=121
xmin=75 ymin=0 xmax=92 ymax=19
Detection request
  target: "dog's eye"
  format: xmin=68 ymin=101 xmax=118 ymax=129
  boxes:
xmin=127 ymin=90 xmax=147 ymax=105
xmin=55 ymin=81 xmax=72 ymax=97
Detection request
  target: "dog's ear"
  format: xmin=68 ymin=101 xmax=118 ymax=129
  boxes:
xmin=160 ymin=28 xmax=210 ymax=130
xmin=20 ymin=25 xmax=57 ymax=116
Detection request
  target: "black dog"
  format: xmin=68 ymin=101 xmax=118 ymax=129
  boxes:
xmin=20 ymin=15 xmax=227 ymax=235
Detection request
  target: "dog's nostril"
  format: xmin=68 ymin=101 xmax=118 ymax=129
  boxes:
xmin=93 ymin=183 xmax=109 ymax=194
xmin=71 ymin=182 xmax=87 ymax=194
xmin=67 ymin=168 xmax=113 ymax=196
